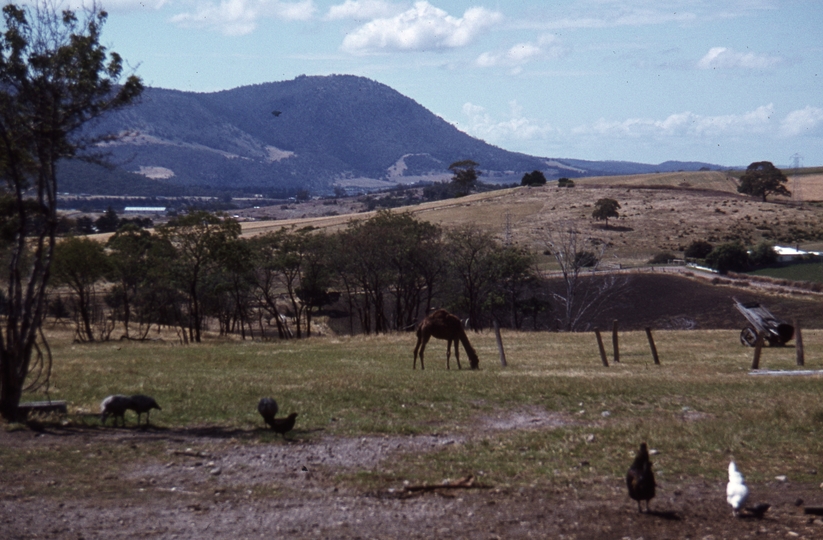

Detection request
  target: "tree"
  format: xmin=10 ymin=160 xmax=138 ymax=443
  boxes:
xmin=106 ymin=224 xmax=155 ymax=338
xmin=51 ymin=236 xmax=110 ymax=342
xmin=156 ymin=211 xmax=241 ymax=343
xmin=448 ymin=160 xmax=479 ymax=197
xmin=684 ymin=239 xmax=713 ymax=260
xmin=521 ymin=170 xmax=547 ymax=187
xmin=592 ymin=198 xmax=620 ymax=226
xmin=705 ymin=242 xmax=750 ymax=274
xmin=0 ymin=2 xmax=142 ymax=421
xmin=94 ymin=206 xmax=119 ymax=233
xmin=737 ymin=161 xmax=791 ymax=202
xmin=444 ymin=226 xmax=499 ymax=331
xmin=749 ymin=241 xmax=777 ymax=267
xmin=543 ymin=223 xmax=627 ymax=331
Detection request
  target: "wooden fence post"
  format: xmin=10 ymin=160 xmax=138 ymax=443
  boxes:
xmin=612 ymin=319 xmax=620 ymax=363
xmin=595 ymin=328 xmax=609 ymax=367
xmin=493 ymin=319 xmax=507 ymax=367
xmin=795 ymin=320 xmax=804 ymax=367
xmin=751 ymin=331 xmax=765 ymax=370
xmin=645 ymin=327 xmax=660 ymax=365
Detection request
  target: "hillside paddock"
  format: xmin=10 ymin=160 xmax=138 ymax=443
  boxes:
xmin=3 ymin=328 xmax=823 ymax=538
xmin=235 ymin=171 xmax=823 ymax=267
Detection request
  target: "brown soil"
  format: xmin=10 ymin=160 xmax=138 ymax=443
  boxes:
xmin=572 ymin=271 xmax=823 ymax=332
xmin=3 ymin=413 xmax=823 ymax=539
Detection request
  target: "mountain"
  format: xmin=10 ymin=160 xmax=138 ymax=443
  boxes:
xmin=70 ymin=74 xmax=721 ymax=196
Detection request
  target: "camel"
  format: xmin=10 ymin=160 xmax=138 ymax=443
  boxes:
xmin=413 ymin=309 xmax=479 ymax=370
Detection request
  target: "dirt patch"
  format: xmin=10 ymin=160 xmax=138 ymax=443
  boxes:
xmin=4 ymin=410 xmax=823 ymax=539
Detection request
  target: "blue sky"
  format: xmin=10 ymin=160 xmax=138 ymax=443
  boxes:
xmin=92 ymin=0 xmax=822 ymax=167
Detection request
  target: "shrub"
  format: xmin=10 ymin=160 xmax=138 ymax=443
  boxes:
xmin=684 ymin=240 xmax=713 ymax=259
xmin=648 ymin=252 xmax=676 ymax=265
xmin=521 ymin=170 xmax=547 ymax=186
xmin=574 ymin=250 xmax=597 ymax=268
xmin=749 ymin=241 xmax=778 ymax=267
xmin=705 ymin=242 xmax=750 ymax=274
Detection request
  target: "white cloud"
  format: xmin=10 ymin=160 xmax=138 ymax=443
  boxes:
xmin=325 ymin=0 xmax=400 ymax=20
xmin=573 ymin=105 xmax=776 ymax=138
xmin=170 ymin=0 xmax=315 ymax=36
xmin=780 ymin=106 xmax=823 ymax=137
xmin=697 ymin=46 xmax=782 ymax=70
xmin=341 ymin=1 xmax=503 ymax=54
xmin=462 ymin=101 xmax=554 ymax=143
xmin=93 ymin=0 xmax=171 ymax=10
xmin=476 ymin=34 xmax=567 ymax=72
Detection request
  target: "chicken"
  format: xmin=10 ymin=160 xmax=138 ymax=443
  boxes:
xmin=129 ymin=394 xmax=161 ymax=426
xmin=266 ymin=412 xmax=298 ymax=438
xmin=626 ymin=442 xmax=656 ymax=513
xmin=257 ymin=397 xmax=279 ymax=425
xmin=100 ymin=395 xmax=132 ymax=426
xmin=727 ymin=461 xmax=749 ymax=517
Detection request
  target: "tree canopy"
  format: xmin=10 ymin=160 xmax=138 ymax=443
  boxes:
xmin=592 ymin=198 xmax=621 ymax=226
xmin=521 ymin=170 xmax=547 ymax=186
xmin=448 ymin=160 xmax=479 ymax=197
xmin=736 ymin=161 xmax=791 ymax=202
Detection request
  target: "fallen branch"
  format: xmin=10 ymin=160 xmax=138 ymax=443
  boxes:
xmin=171 ymin=449 xmax=211 ymax=459
xmin=403 ymin=475 xmax=491 ymax=493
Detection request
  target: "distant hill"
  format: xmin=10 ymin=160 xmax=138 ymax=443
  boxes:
xmin=70 ymin=74 xmax=722 ymax=196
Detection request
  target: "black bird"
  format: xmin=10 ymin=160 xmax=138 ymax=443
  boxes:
xmin=257 ymin=397 xmax=279 ymax=425
xmin=626 ymin=442 xmax=656 ymax=513
xmin=267 ymin=412 xmax=298 ymax=439
xmin=100 ymin=395 xmax=131 ymax=426
xmin=271 ymin=110 xmax=282 ymax=117
xmin=129 ymin=394 xmax=161 ymax=426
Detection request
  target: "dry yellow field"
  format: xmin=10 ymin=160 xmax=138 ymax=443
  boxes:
xmin=788 ymin=173 xmax=823 ymax=202
xmin=237 ymin=170 xmax=823 ymax=263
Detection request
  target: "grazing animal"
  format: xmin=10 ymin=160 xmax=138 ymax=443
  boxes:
xmin=267 ymin=412 xmax=298 ymax=438
xmin=413 ymin=309 xmax=479 ymax=370
xmin=100 ymin=395 xmax=132 ymax=426
xmin=129 ymin=394 xmax=161 ymax=426
xmin=257 ymin=397 xmax=279 ymax=424
xmin=727 ymin=461 xmax=749 ymax=517
xmin=626 ymin=442 xmax=656 ymax=513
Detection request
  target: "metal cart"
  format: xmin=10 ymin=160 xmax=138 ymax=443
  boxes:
xmin=733 ymin=297 xmax=794 ymax=347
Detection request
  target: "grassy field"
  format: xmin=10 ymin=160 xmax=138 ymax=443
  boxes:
xmin=10 ymin=328 xmax=823 ymax=493
xmin=747 ymin=261 xmax=823 ymax=283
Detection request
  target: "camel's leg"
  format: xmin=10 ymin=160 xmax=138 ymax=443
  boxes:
xmin=417 ymin=335 xmax=430 ymax=370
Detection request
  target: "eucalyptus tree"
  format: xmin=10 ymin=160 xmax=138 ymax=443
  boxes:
xmin=105 ymin=224 xmax=155 ymax=338
xmin=336 ymin=211 xmax=445 ymax=334
xmin=156 ymin=211 xmax=241 ymax=343
xmin=443 ymin=226 xmax=499 ymax=331
xmin=51 ymin=236 xmax=110 ymax=342
xmin=483 ymin=245 xmax=540 ymax=330
xmin=0 ymin=2 xmax=142 ymax=420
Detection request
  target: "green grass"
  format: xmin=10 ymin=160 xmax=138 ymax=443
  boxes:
xmin=746 ymin=261 xmax=823 ymax=283
xmin=7 ymin=328 xmax=823 ymax=494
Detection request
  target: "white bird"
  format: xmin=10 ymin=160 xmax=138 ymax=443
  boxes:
xmin=727 ymin=461 xmax=749 ymax=516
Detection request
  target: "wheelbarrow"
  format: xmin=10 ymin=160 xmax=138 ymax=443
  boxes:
xmin=733 ymin=297 xmax=794 ymax=347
